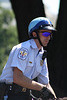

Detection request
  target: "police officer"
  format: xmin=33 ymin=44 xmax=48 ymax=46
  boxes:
xmin=0 ymin=17 xmax=56 ymax=100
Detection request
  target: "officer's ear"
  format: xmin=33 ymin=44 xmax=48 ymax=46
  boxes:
xmin=32 ymin=32 xmax=37 ymax=37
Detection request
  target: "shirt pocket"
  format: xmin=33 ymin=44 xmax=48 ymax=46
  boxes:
xmin=25 ymin=60 xmax=34 ymax=76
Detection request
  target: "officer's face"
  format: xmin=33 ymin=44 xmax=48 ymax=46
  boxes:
xmin=38 ymin=30 xmax=52 ymax=46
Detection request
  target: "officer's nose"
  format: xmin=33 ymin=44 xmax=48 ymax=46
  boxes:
xmin=46 ymin=35 xmax=51 ymax=40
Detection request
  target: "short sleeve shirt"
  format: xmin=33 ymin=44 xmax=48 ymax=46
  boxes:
xmin=0 ymin=39 xmax=49 ymax=84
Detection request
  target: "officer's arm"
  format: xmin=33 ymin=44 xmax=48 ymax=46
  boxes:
xmin=13 ymin=67 xmax=46 ymax=91
xmin=46 ymin=83 xmax=57 ymax=98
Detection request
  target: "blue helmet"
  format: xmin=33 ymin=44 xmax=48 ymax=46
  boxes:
xmin=28 ymin=17 xmax=56 ymax=38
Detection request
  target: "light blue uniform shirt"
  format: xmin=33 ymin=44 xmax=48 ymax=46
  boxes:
xmin=0 ymin=39 xmax=49 ymax=84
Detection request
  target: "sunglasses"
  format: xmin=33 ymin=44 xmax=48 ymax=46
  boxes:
xmin=42 ymin=32 xmax=52 ymax=37
xmin=38 ymin=31 xmax=52 ymax=37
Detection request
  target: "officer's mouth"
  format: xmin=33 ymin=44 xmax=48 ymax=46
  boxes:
xmin=45 ymin=40 xmax=49 ymax=44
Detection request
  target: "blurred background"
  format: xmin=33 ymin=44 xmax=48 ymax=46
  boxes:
xmin=0 ymin=0 xmax=18 ymax=75
xmin=0 ymin=0 xmax=67 ymax=98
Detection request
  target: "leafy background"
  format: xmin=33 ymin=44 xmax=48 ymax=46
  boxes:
xmin=0 ymin=6 xmax=19 ymax=75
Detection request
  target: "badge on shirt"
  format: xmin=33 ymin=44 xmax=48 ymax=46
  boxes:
xmin=40 ymin=60 xmax=43 ymax=66
xmin=18 ymin=48 xmax=28 ymax=60
xmin=29 ymin=61 xmax=32 ymax=64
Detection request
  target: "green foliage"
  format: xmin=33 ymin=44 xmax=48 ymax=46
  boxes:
xmin=0 ymin=6 xmax=19 ymax=75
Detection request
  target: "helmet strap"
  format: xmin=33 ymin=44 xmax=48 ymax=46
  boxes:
xmin=37 ymin=33 xmax=43 ymax=46
xmin=32 ymin=31 xmax=47 ymax=60
xmin=31 ymin=31 xmax=47 ymax=48
xmin=35 ymin=31 xmax=44 ymax=47
xmin=36 ymin=32 xmax=47 ymax=60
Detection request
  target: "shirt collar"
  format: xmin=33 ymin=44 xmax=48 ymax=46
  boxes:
xmin=29 ymin=39 xmax=38 ymax=49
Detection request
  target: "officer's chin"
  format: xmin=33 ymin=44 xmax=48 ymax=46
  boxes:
xmin=43 ymin=43 xmax=48 ymax=47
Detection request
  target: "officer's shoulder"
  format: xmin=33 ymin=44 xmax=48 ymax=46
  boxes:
xmin=13 ymin=40 xmax=31 ymax=50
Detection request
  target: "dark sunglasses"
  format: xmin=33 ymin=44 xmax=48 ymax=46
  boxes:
xmin=38 ymin=31 xmax=52 ymax=37
xmin=42 ymin=32 xmax=52 ymax=37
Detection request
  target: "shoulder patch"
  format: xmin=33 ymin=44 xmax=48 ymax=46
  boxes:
xmin=18 ymin=48 xmax=28 ymax=60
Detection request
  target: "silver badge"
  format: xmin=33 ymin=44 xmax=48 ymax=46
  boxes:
xmin=40 ymin=60 xmax=43 ymax=66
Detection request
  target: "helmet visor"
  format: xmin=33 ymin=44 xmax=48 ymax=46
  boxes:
xmin=41 ymin=25 xmax=56 ymax=31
